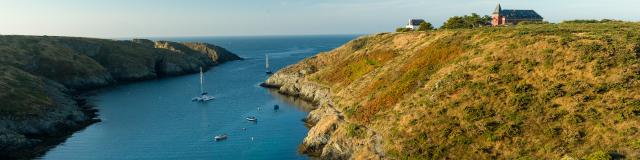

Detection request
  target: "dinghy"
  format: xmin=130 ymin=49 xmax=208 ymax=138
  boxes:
xmin=214 ymin=134 xmax=228 ymax=141
xmin=246 ymin=116 xmax=258 ymax=122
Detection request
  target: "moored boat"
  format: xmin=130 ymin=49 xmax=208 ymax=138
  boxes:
xmin=192 ymin=67 xmax=215 ymax=102
xmin=214 ymin=134 xmax=228 ymax=141
xmin=246 ymin=116 xmax=258 ymax=122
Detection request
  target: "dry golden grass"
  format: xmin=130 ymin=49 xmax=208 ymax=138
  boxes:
xmin=285 ymin=22 xmax=640 ymax=159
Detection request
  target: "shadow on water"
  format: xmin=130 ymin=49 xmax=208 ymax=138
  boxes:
xmin=265 ymin=88 xmax=316 ymax=113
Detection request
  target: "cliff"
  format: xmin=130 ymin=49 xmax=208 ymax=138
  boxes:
xmin=0 ymin=35 xmax=242 ymax=159
xmin=264 ymin=22 xmax=640 ymax=159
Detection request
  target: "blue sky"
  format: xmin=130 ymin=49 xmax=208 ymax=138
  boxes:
xmin=1 ymin=0 xmax=638 ymax=38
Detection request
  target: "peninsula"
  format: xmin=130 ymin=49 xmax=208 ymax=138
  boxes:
xmin=0 ymin=35 xmax=241 ymax=159
xmin=263 ymin=22 xmax=640 ymax=159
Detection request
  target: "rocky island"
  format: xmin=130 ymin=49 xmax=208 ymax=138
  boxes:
xmin=0 ymin=35 xmax=241 ymax=159
xmin=263 ymin=22 xmax=640 ymax=159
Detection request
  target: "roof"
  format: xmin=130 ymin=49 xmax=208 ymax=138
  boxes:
xmin=493 ymin=4 xmax=501 ymax=14
xmin=500 ymin=10 xmax=543 ymax=19
xmin=409 ymin=19 xmax=425 ymax=26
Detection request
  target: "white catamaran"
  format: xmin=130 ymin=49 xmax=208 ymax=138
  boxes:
xmin=265 ymin=53 xmax=273 ymax=74
xmin=192 ymin=67 xmax=215 ymax=102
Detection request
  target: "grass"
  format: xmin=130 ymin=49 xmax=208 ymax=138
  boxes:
xmin=286 ymin=22 xmax=640 ymax=159
xmin=0 ymin=65 xmax=53 ymax=117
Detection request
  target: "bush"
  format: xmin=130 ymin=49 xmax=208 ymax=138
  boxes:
xmin=346 ymin=123 xmax=365 ymax=138
xmin=441 ymin=13 xmax=491 ymax=29
xmin=518 ymin=21 xmax=550 ymax=25
xmin=463 ymin=105 xmax=494 ymax=121
xmin=417 ymin=21 xmax=435 ymax=31
xmin=396 ymin=27 xmax=411 ymax=32
xmin=498 ymin=124 xmax=522 ymax=138
xmin=583 ymin=151 xmax=612 ymax=160
xmin=562 ymin=19 xmax=623 ymax=24
xmin=543 ymin=84 xmax=566 ymax=101
xmin=510 ymin=94 xmax=533 ymax=109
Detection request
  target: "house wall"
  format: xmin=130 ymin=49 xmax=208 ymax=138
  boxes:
xmin=492 ymin=14 xmax=504 ymax=26
xmin=492 ymin=14 xmax=542 ymax=26
xmin=405 ymin=25 xmax=419 ymax=30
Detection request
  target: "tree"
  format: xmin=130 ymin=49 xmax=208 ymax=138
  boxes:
xmin=441 ymin=13 xmax=491 ymax=29
xmin=417 ymin=21 xmax=434 ymax=31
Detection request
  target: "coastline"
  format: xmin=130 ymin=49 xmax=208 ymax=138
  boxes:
xmin=260 ymin=70 xmax=384 ymax=159
xmin=8 ymin=64 xmax=239 ymax=159
xmin=0 ymin=35 xmax=243 ymax=159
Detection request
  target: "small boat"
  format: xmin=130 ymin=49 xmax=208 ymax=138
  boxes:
xmin=246 ymin=116 xmax=258 ymax=122
xmin=214 ymin=134 xmax=228 ymax=141
xmin=192 ymin=67 xmax=215 ymax=102
xmin=265 ymin=53 xmax=273 ymax=74
xmin=273 ymin=104 xmax=279 ymax=110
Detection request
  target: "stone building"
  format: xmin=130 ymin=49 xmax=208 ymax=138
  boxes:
xmin=492 ymin=4 xmax=543 ymax=26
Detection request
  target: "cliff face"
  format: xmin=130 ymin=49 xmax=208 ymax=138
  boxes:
xmin=0 ymin=35 xmax=241 ymax=158
xmin=265 ymin=22 xmax=640 ymax=159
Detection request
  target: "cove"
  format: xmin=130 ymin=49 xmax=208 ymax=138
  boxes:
xmin=39 ymin=35 xmax=358 ymax=159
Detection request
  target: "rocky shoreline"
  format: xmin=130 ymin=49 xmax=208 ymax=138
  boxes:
xmin=261 ymin=67 xmax=383 ymax=159
xmin=11 ymin=95 xmax=100 ymax=159
xmin=0 ymin=35 xmax=242 ymax=159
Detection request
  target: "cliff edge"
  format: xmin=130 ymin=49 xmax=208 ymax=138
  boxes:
xmin=264 ymin=22 xmax=640 ymax=159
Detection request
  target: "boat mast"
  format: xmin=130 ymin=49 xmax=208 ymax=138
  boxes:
xmin=200 ymin=67 xmax=204 ymax=94
xmin=265 ymin=53 xmax=270 ymax=72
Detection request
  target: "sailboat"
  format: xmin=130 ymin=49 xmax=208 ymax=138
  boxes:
xmin=265 ymin=53 xmax=273 ymax=74
xmin=192 ymin=67 xmax=215 ymax=102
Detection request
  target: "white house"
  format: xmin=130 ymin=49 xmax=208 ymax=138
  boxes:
xmin=405 ymin=19 xmax=426 ymax=30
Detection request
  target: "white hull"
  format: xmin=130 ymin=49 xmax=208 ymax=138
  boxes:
xmin=192 ymin=95 xmax=215 ymax=102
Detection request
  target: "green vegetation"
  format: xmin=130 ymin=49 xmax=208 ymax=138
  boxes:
xmin=562 ymin=19 xmax=623 ymax=24
xmin=396 ymin=21 xmax=435 ymax=32
xmin=280 ymin=22 xmax=640 ymax=159
xmin=417 ymin=21 xmax=434 ymax=31
xmin=395 ymin=27 xmax=411 ymax=32
xmin=441 ymin=13 xmax=492 ymax=29
xmin=0 ymin=35 xmax=240 ymax=158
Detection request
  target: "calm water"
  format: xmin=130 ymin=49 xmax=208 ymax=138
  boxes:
xmin=40 ymin=35 xmax=358 ymax=160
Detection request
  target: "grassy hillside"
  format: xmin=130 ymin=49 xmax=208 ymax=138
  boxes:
xmin=0 ymin=35 xmax=241 ymax=158
xmin=270 ymin=22 xmax=640 ymax=159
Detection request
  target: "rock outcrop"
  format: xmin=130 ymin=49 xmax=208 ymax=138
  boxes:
xmin=265 ymin=22 xmax=640 ymax=159
xmin=0 ymin=35 xmax=241 ymax=159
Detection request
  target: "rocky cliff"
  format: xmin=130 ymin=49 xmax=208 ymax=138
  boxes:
xmin=265 ymin=22 xmax=640 ymax=159
xmin=0 ymin=35 xmax=241 ymax=159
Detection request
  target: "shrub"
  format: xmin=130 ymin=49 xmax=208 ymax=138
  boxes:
xmin=417 ymin=21 xmax=435 ymax=31
xmin=543 ymin=127 xmax=562 ymax=137
xmin=583 ymin=151 xmax=612 ymax=160
xmin=510 ymin=94 xmax=533 ymax=109
xmin=498 ymin=124 xmax=522 ymax=138
xmin=594 ymin=84 xmax=610 ymax=94
xmin=346 ymin=123 xmax=365 ymax=138
xmin=518 ymin=21 xmax=550 ymax=25
xmin=512 ymin=83 xmax=535 ymax=94
xmin=463 ymin=105 xmax=494 ymax=121
xmin=631 ymin=139 xmax=640 ymax=149
xmin=543 ymin=84 xmax=566 ymax=101
xmin=396 ymin=27 xmax=411 ymax=32
xmin=488 ymin=63 xmax=501 ymax=73
xmin=441 ymin=13 xmax=491 ymax=29
xmin=562 ymin=19 xmax=623 ymax=24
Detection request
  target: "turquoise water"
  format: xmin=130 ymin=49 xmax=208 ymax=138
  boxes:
xmin=40 ymin=35 xmax=358 ymax=160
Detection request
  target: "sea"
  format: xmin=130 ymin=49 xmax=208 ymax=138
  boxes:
xmin=38 ymin=35 xmax=359 ymax=160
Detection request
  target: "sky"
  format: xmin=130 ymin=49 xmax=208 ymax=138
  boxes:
xmin=1 ymin=0 xmax=639 ymax=38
